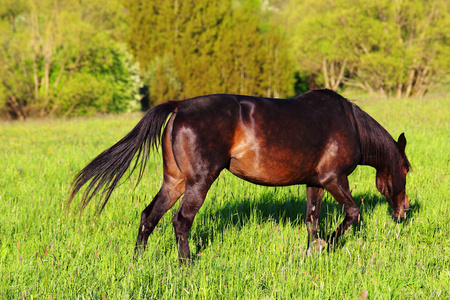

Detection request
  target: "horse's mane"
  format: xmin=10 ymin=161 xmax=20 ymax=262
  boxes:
xmin=349 ymin=102 xmax=397 ymax=168
xmin=311 ymin=90 xmax=398 ymax=169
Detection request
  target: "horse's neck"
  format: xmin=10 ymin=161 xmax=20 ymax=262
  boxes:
xmin=362 ymin=154 xmax=390 ymax=175
xmin=360 ymin=133 xmax=396 ymax=175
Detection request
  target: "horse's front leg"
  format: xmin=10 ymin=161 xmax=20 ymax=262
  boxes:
xmin=322 ymin=175 xmax=359 ymax=246
xmin=305 ymin=186 xmax=324 ymax=247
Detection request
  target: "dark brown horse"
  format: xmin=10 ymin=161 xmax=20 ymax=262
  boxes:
xmin=68 ymin=89 xmax=410 ymax=262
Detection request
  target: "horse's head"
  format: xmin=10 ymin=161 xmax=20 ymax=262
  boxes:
xmin=376 ymin=133 xmax=411 ymax=219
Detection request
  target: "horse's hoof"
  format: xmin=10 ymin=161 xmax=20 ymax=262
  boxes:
xmin=307 ymin=238 xmax=327 ymax=256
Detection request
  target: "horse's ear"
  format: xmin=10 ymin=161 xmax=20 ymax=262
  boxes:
xmin=397 ymin=133 xmax=407 ymax=154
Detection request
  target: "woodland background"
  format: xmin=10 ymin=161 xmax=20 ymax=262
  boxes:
xmin=0 ymin=0 xmax=448 ymax=120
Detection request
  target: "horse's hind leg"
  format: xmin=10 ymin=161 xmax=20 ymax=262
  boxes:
xmin=133 ymin=175 xmax=184 ymax=256
xmin=172 ymin=173 xmax=219 ymax=263
xmin=133 ymin=134 xmax=185 ymax=257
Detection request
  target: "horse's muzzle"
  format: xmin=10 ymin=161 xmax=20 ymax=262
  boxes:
xmin=395 ymin=194 xmax=410 ymax=219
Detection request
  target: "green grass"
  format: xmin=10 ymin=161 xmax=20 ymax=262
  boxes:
xmin=0 ymin=95 xmax=449 ymax=299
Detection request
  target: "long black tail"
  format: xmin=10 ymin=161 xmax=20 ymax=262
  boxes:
xmin=68 ymin=100 xmax=180 ymax=213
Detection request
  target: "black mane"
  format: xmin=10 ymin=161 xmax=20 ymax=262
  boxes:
xmin=348 ymin=101 xmax=400 ymax=169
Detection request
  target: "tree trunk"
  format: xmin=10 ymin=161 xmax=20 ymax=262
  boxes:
xmin=7 ymin=96 xmax=26 ymax=120
xmin=322 ymin=58 xmax=330 ymax=89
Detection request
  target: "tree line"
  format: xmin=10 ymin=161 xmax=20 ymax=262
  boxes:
xmin=0 ymin=0 xmax=448 ymax=119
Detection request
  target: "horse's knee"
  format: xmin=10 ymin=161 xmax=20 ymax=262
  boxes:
xmin=139 ymin=210 xmax=148 ymax=224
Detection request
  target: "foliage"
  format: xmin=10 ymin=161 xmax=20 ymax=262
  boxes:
xmin=287 ymin=0 xmax=450 ymax=98
xmin=53 ymin=44 xmax=141 ymax=117
xmin=0 ymin=0 xmax=138 ymax=119
xmin=124 ymin=0 xmax=294 ymax=106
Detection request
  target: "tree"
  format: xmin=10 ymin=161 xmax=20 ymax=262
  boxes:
xmin=287 ymin=0 xmax=449 ymax=98
xmin=0 ymin=0 xmax=138 ymax=119
xmin=262 ymin=27 xmax=295 ymax=98
xmin=125 ymin=0 xmax=294 ymax=106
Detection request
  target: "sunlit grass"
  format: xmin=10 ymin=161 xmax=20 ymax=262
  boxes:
xmin=0 ymin=96 xmax=449 ymax=298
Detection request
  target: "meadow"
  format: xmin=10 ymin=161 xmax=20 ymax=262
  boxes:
xmin=0 ymin=93 xmax=449 ymax=299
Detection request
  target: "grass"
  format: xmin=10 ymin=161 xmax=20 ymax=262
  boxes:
xmin=0 ymin=94 xmax=449 ymax=299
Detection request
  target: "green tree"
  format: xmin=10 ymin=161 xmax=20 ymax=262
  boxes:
xmin=214 ymin=1 xmax=265 ymax=96
xmin=287 ymin=0 xmax=449 ymax=98
xmin=125 ymin=0 xmax=294 ymax=106
xmin=262 ymin=27 xmax=294 ymax=98
xmin=0 ymin=0 xmax=138 ymax=119
xmin=52 ymin=43 xmax=140 ymax=117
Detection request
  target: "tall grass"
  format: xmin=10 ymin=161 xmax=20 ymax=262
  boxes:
xmin=0 ymin=95 xmax=449 ymax=299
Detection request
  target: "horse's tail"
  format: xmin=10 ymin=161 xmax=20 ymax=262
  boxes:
xmin=67 ymin=100 xmax=180 ymax=214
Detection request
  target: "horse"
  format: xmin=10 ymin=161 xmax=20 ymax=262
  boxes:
xmin=68 ymin=89 xmax=411 ymax=263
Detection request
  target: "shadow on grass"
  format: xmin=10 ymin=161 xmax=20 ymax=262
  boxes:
xmin=191 ymin=189 xmax=419 ymax=258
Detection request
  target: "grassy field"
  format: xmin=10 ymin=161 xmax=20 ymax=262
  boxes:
xmin=0 ymin=94 xmax=449 ymax=299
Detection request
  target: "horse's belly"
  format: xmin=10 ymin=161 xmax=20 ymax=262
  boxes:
xmin=228 ymin=112 xmax=322 ymax=186
xmin=228 ymin=153 xmax=316 ymax=186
